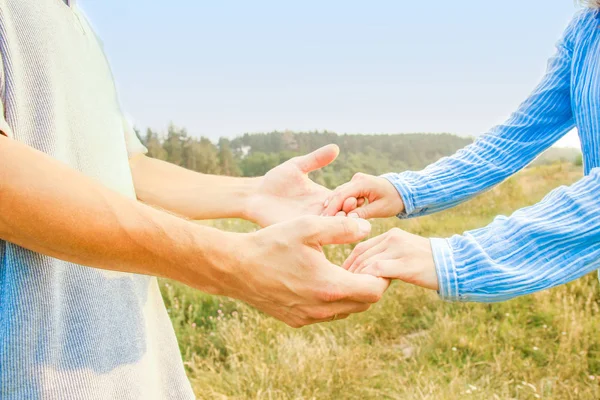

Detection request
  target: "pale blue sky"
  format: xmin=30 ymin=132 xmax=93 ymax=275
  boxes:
xmin=80 ymin=0 xmax=582 ymax=147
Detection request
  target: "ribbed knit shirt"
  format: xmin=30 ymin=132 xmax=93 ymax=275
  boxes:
xmin=0 ymin=1 xmax=194 ymax=398
xmin=383 ymin=9 xmax=600 ymax=303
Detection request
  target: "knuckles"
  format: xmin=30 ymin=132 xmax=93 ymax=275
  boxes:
xmin=366 ymin=261 xmax=382 ymax=278
xmin=386 ymin=228 xmax=405 ymax=244
xmin=353 ymin=242 xmax=367 ymax=254
xmin=353 ymin=255 xmax=367 ymax=272
xmin=352 ymin=172 xmax=366 ymax=181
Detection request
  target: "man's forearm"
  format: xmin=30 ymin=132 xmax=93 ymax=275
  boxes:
xmin=130 ymin=155 xmax=259 ymax=221
xmin=0 ymin=137 xmax=388 ymax=328
xmin=0 ymin=136 xmax=238 ymax=295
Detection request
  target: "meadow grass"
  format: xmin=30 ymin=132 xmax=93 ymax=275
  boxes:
xmin=160 ymin=163 xmax=600 ymax=399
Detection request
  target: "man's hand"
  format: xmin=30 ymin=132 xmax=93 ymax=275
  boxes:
xmin=343 ymin=228 xmax=438 ymax=291
xmin=130 ymin=144 xmax=343 ymax=226
xmin=0 ymin=136 xmax=387 ymax=329
xmin=322 ymin=173 xmax=404 ymax=219
xmin=223 ymin=216 xmax=390 ymax=327
xmin=245 ymin=145 xmax=339 ymax=227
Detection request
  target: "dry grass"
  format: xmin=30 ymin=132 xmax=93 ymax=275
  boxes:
xmin=160 ymin=163 xmax=600 ymax=399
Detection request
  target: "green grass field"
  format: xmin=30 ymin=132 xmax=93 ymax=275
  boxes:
xmin=159 ymin=163 xmax=600 ymax=399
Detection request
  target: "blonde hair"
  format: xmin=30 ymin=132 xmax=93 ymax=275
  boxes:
xmin=582 ymin=0 xmax=600 ymax=7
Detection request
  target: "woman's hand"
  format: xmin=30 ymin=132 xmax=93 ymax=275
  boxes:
xmin=321 ymin=173 xmax=404 ymax=219
xmin=343 ymin=228 xmax=439 ymax=291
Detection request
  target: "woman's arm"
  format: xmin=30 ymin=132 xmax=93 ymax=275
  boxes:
xmin=384 ymin=12 xmax=589 ymax=218
xmin=385 ymin=13 xmax=583 ymax=218
xmin=344 ymin=168 xmax=600 ymax=303
xmin=323 ymin=11 xmax=585 ymax=219
xmin=433 ymin=167 xmax=600 ymax=302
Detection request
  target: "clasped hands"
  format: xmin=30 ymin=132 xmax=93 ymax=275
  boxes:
xmin=321 ymin=172 xmax=439 ymax=292
xmin=236 ymin=144 xmax=437 ymax=328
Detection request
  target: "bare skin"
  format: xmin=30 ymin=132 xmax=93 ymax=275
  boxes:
xmin=322 ymin=172 xmax=438 ymax=291
xmin=0 ymin=136 xmax=388 ymax=327
xmin=130 ymin=144 xmax=342 ymax=227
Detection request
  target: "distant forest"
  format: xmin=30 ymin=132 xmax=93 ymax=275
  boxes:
xmin=138 ymin=125 xmax=581 ymax=188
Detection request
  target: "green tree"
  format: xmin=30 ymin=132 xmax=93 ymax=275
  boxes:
xmin=143 ymin=128 xmax=168 ymax=160
xmin=218 ymin=138 xmax=241 ymax=176
xmin=163 ymin=123 xmax=187 ymax=166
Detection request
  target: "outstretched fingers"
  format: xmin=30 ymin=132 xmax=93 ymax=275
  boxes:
xmin=294 ymin=144 xmax=340 ymax=174
xmin=360 ymin=260 xmax=405 ymax=280
xmin=341 ymin=234 xmax=387 ymax=270
xmin=348 ymin=243 xmax=391 ymax=273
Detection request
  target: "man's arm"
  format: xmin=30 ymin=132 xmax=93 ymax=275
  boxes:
xmin=323 ymin=11 xmax=584 ymax=219
xmin=0 ymin=137 xmax=228 ymax=291
xmin=129 ymin=144 xmax=338 ymax=227
xmin=0 ymin=135 xmax=387 ymax=327
xmin=129 ymin=154 xmax=259 ymax=221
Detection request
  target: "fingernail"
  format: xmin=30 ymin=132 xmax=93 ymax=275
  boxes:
xmin=323 ymin=199 xmax=329 ymax=207
xmin=356 ymin=218 xmax=371 ymax=234
xmin=348 ymin=213 xmax=359 ymax=219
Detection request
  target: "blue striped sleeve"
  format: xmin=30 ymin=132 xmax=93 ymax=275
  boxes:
xmin=382 ymin=12 xmax=582 ymax=218
xmin=432 ymin=168 xmax=600 ymax=302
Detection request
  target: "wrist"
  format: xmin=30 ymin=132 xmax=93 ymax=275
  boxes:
xmin=241 ymin=176 xmax=264 ymax=223
xmin=175 ymin=224 xmax=252 ymax=297
xmin=380 ymin=173 xmax=412 ymax=216
xmin=205 ymin=176 xmax=261 ymax=221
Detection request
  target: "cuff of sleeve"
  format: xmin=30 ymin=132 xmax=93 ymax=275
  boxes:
xmin=122 ymin=116 xmax=148 ymax=158
xmin=430 ymin=237 xmax=462 ymax=302
xmin=126 ymin=140 xmax=148 ymax=158
xmin=380 ymin=173 xmax=417 ymax=218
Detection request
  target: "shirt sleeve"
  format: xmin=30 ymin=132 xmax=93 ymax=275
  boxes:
xmin=122 ymin=115 xmax=147 ymax=158
xmin=0 ymin=101 xmax=13 ymax=137
xmin=0 ymin=53 xmax=12 ymax=138
xmin=382 ymin=12 xmax=582 ymax=219
xmin=432 ymin=167 xmax=600 ymax=303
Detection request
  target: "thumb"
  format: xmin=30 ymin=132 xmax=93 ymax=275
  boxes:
xmin=300 ymin=216 xmax=371 ymax=246
xmin=294 ymin=144 xmax=339 ymax=173
xmin=347 ymin=203 xmax=382 ymax=220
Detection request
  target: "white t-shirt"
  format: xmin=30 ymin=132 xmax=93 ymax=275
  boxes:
xmin=0 ymin=0 xmax=194 ymax=398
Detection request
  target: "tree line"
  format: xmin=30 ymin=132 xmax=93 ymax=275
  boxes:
xmin=139 ymin=124 xmax=580 ymax=189
xmin=139 ymin=124 xmax=472 ymax=188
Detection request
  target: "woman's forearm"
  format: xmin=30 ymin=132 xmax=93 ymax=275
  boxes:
xmin=383 ymin=13 xmax=580 ymax=219
xmin=129 ymin=155 xmax=259 ymax=221
xmin=433 ymin=168 xmax=600 ymax=303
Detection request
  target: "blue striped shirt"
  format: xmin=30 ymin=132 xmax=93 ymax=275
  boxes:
xmin=382 ymin=9 xmax=600 ymax=302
